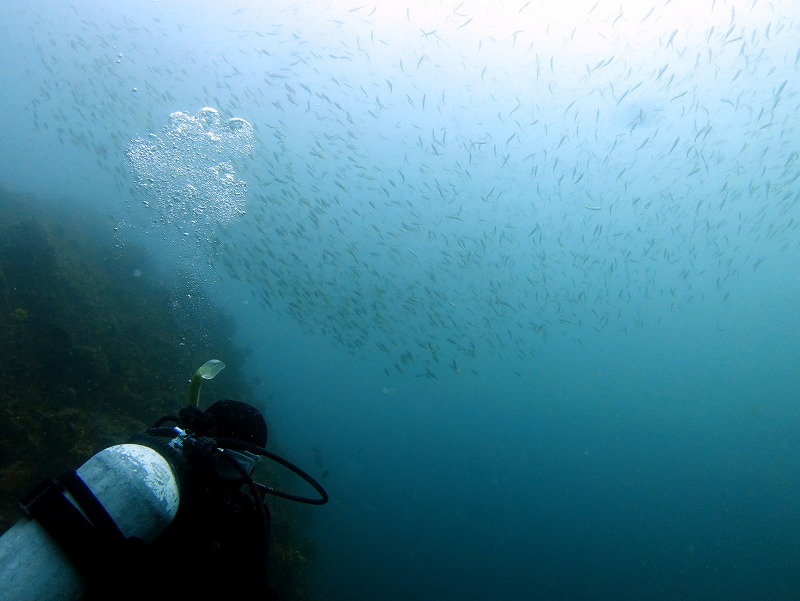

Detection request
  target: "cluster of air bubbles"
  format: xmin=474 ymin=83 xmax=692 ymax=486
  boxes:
xmin=127 ymin=107 xmax=255 ymax=227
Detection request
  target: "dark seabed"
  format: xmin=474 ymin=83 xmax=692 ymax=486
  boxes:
xmin=1 ymin=1 xmax=799 ymax=600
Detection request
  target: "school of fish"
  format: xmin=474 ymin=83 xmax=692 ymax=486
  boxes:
xmin=18 ymin=1 xmax=800 ymax=380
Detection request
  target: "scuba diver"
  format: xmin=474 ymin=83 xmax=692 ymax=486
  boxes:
xmin=0 ymin=360 xmax=328 ymax=601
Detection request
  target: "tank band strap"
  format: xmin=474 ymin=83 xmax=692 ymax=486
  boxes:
xmin=59 ymin=471 xmax=125 ymax=542
xmin=18 ymin=472 xmax=126 ymax=580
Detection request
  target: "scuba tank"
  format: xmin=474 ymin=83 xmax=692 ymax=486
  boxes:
xmin=0 ymin=444 xmax=179 ymax=601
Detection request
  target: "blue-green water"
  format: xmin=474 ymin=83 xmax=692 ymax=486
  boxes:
xmin=2 ymin=1 xmax=799 ymax=599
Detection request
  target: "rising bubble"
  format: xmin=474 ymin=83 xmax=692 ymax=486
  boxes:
xmin=126 ymin=107 xmax=254 ymax=227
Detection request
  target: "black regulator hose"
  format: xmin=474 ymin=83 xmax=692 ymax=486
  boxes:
xmin=215 ymin=438 xmax=329 ymax=506
xmin=142 ymin=426 xmax=329 ymax=506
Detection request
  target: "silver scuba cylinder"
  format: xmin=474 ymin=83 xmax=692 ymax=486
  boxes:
xmin=0 ymin=443 xmax=179 ymax=601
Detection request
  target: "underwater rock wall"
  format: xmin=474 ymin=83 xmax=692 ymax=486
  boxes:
xmin=0 ymin=186 xmax=247 ymax=517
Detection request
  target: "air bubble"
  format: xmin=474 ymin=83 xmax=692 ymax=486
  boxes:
xmin=126 ymin=107 xmax=254 ymax=228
